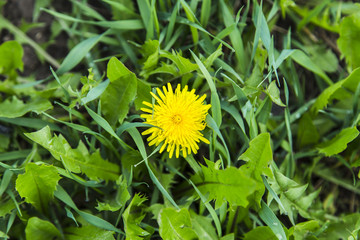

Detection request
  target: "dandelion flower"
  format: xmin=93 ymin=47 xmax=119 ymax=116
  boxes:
xmin=141 ymin=83 xmax=211 ymax=158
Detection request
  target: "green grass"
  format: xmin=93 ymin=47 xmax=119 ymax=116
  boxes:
xmin=0 ymin=0 xmax=360 ymax=239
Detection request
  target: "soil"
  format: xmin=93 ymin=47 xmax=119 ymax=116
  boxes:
xmin=1 ymin=0 xmax=70 ymax=79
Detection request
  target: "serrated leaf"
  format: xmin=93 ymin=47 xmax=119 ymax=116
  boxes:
xmin=101 ymin=57 xmax=137 ymax=125
xmin=25 ymin=217 xmax=61 ymax=240
xmin=158 ymin=208 xmax=198 ymax=240
xmin=268 ymin=169 xmax=320 ymax=225
xmin=317 ymin=127 xmax=359 ymax=157
xmin=337 ymin=11 xmax=360 ymax=69
xmin=25 ymin=126 xmax=120 ymax=181
xmin=311 ymin=68 xmax=360 ymax=115
xmin=16 ymin=163 xmax=61 ymax=212
xmin=289 ymin=220 xmax=320 ymax=240
xmin=65 ymin=225 xmax=115 ymax=240
xmin=0 ymin=96 xmax=52 ymax=118
xmin=239 ymin=132 xmax=273 ymax=205
xmin=122 ymin=194 xmax=150 ymax=240
xmin=191 ymin=159 xmax=256 ymax=209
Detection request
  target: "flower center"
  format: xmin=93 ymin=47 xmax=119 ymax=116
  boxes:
xmin=172 ymin=114 xmax=182 ymax=124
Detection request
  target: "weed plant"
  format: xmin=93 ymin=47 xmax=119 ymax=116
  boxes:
xmin=0 ymin=0 xmax=360 ymax=239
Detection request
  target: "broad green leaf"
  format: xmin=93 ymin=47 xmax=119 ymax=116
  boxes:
xmin=220 ymin=234 xmax=235 ymax=240
xmin=243 ymin=226 xmax=278 ymax=240
xmin=317 ymin=127 xmax=359 ymax=157
xmin=25 ymin=126 xmax=120 ymax=181
xmin=0 ymin=198 xmax=16 ymax=217
xmin=297 ymin=113 xmax=320 ymax=147
xmin=239 ymin=133 xmax=273 ymax=205
xmin=122 ymin=194 xmax=150 ymax=239
xmin=16 ymin=163 xmax=61 ymax=212
xmin=191 ymin=159 xmax=256 ymax=209
xmin=0 ymin=40 xmax=23 ymax=79
xmin=268 ymin=168 xmax=320 ymax=225
xmin=101 ymin=57 xmax=137 ymax=125
xmin=140 ymin=39 xmax=159 ymax=71
xmin=190 ymin=210 xmax=218 ymax=240
xmin=265 ymin=81 xmax=286 ymax=107
xmin=65 ymin=225 xmax=115 ymax=240
xmin=25 ymin=217 xmax=61 ymax=240
xmin=134 ymin=79 xmax=151 ymax=110
xmin=0 ymin=96 xmax=52 ymax=118
xmin=289 ymin=220 xmax=320 ymax=240
xmin=337 ymin=11 xmax=360 ymax=69
xmin=158 ymin=208 xmax=198 ymax=240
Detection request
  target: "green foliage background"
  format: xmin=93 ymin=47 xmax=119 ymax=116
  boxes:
xmin=1 ymin=0 xmax=360 ymax=239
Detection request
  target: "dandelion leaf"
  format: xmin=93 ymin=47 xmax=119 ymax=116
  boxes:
xmin=0 ymin=96 xmax=52 ymax=118
xmin=140 ymin=39 xmax=159 ymax=71
xmin=297 ymin=113 xmax=320 ymax=147
xmin=243 ymin=226 xmax=278 ymax=240
xmin=190 ymin=210 xmax=218 ymax=240
xmin=158 ymin=208 xmax=198 ymax=240
xmin=65 ymin=225 xmax=115 ymax=240
xmin=16 ymin=163 xmax=61 ymax=212
xmin=25 ymin=126 xmax=120 ymax=181
xmin=337 ymin=11 xmax=360 ymax=69
xmin=311 ymin=68 xmax=360 ymax=115
xmin=317 ymin=127 xmax=359 ymax=157
xmin=191 ymin=159 xmax=256 ymax=209
xmin=134 ymin=79 xmax=151 ymax=110
xmin=25 ymin=217 xmax=61 ymax=240
xmin=289 ymin=220 xmax=320 ymax=240
xmin=0 ymin=41 xmax=23 ymax=79
xmin=122 ymin=194 xmax=150 ymax=240
xmin=0 ymin=199 xmax=16 ymax=217
xmin=101 ymin=57 xmax=137 ymax=125
xmin=239 ymin=132 xmax=273 ymax=206
xmin=268 ymin=169 xmax=320 ymax=225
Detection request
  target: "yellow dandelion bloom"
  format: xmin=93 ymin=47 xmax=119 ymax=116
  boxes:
xmin=141 ymin=83 xmax=211 ymax=158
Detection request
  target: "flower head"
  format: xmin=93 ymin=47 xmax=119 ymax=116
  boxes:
xmin=141 ymin=83 xmax=211 ymax=158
